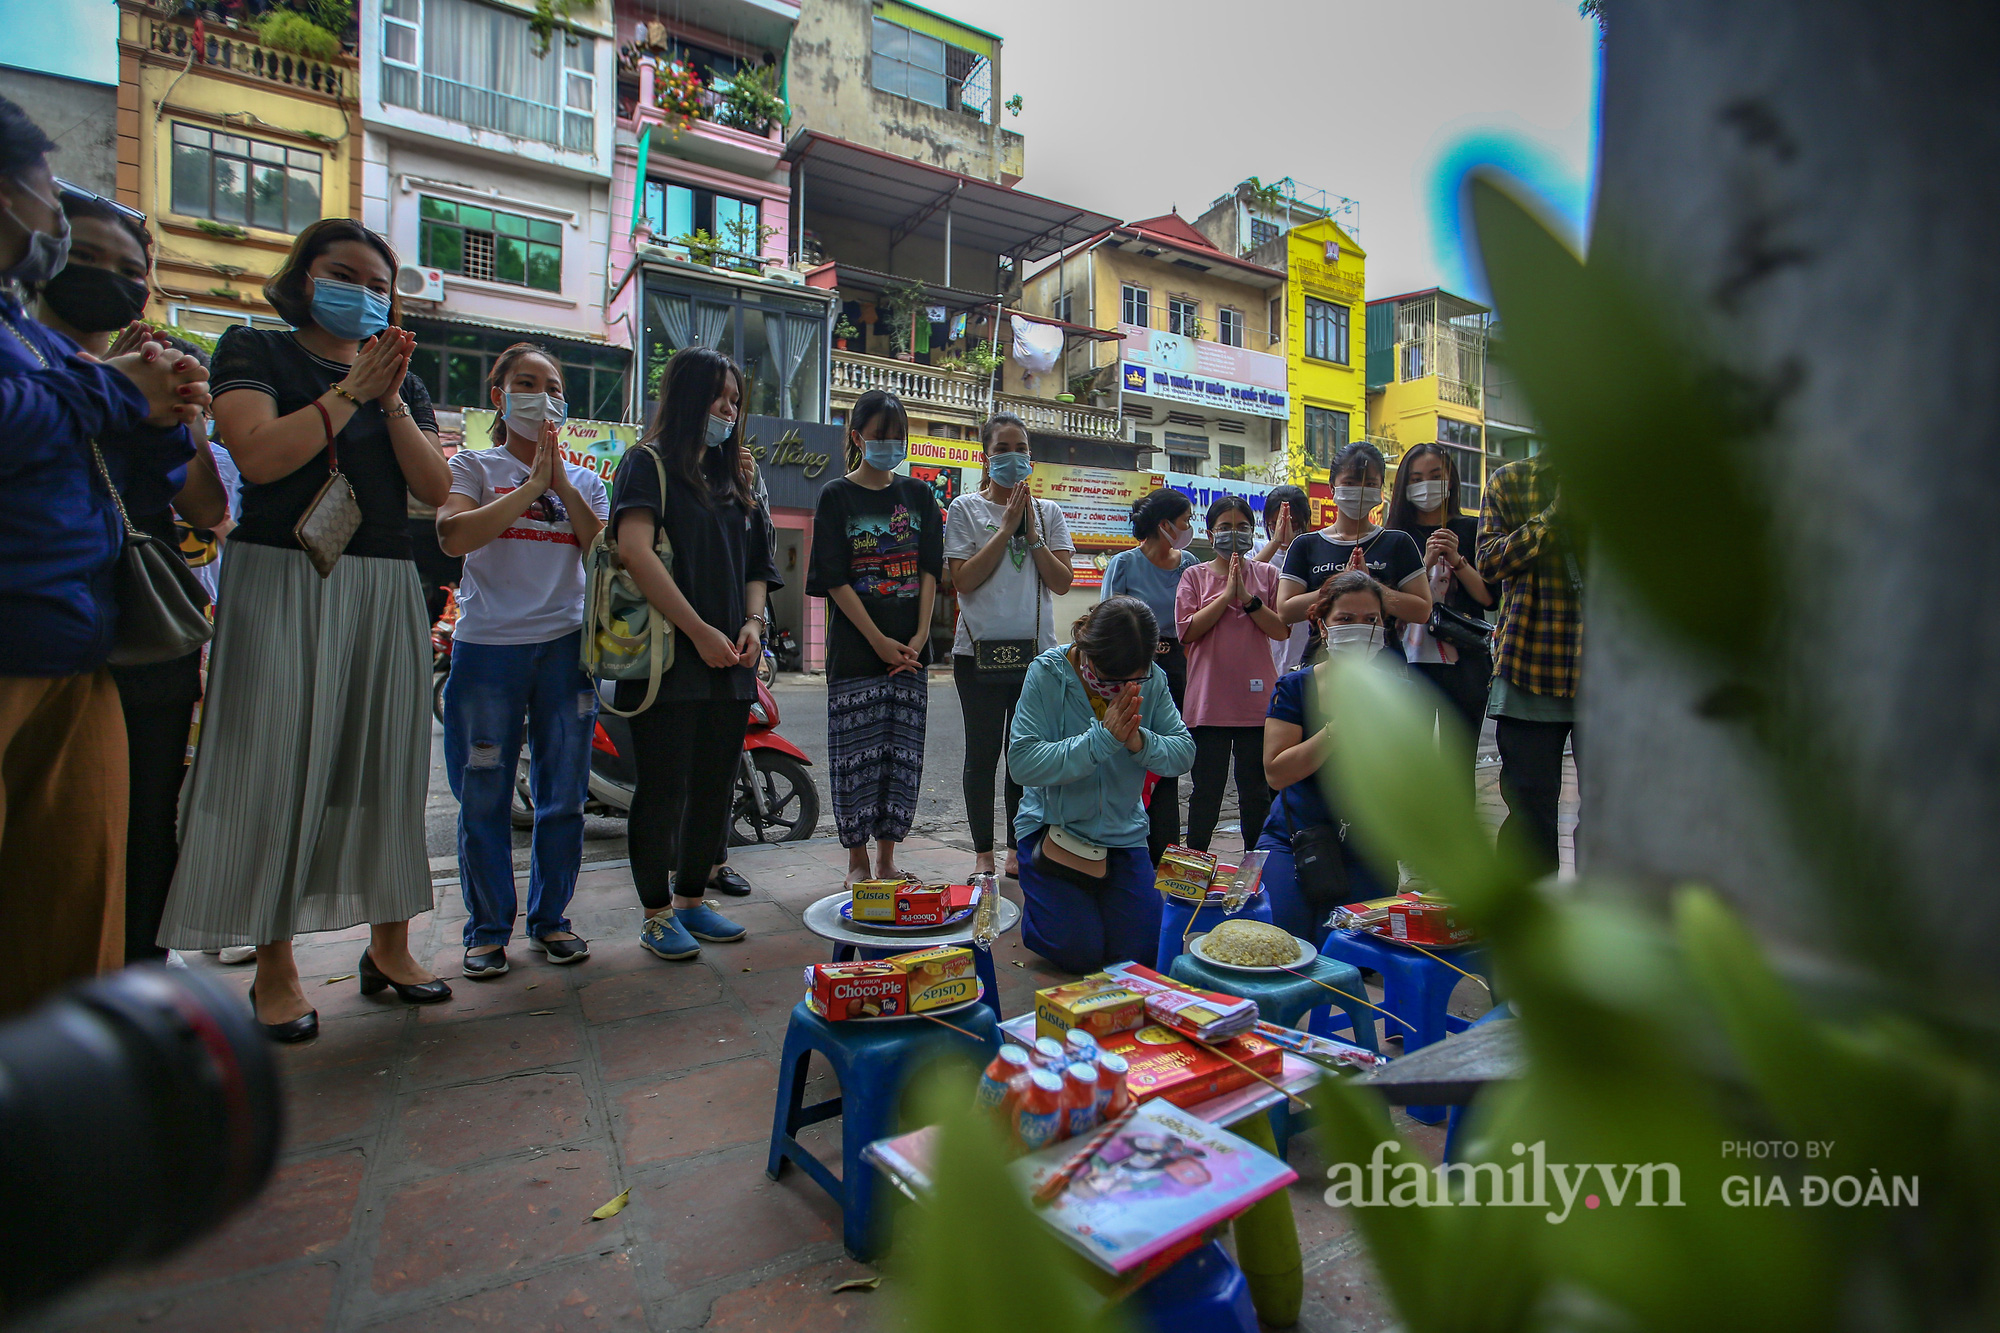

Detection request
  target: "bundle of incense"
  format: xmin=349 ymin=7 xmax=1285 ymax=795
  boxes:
xmin=1032 ymin=1104 xmax=1140 ymax=1205
xmin=1252 ymin=1020 xmax=1381 ymax=1071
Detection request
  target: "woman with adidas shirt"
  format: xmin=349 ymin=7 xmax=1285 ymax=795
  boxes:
xmin=436 ymin=344 xmax=607 ymax=978
xmin=1276 ymin=441 xmax=1431 ymax=659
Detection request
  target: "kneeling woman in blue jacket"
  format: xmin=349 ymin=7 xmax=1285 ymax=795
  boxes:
xmin=1008 ymin=595 xmax=1196 ymax=974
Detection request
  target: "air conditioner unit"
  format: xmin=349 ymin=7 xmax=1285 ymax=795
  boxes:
xmin=396 ymin=264 xmax=444 ymax=302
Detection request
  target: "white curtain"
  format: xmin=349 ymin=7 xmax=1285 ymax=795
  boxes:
xmin=693 ymin=302 xmax=731 ymax=352
xmin=769 ymin=313 xmax=819 ymax=419
xmin=420 ymin=0 xmax=582 ymax=146
xmin=648 ymin=293 xmax=691 ymax=351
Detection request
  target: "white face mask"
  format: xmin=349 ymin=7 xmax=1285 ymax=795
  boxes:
xmin=1323 ymin=622 xmax=1386 ymax=657
xmin=1334 ymin=486 xmax=1381 ymax=521
xmin=503 ymin=391 xmax=568 ymax=433
xmin=1406 ymin=479 xmax=1448 ymax=512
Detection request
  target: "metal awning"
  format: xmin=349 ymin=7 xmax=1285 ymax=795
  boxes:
xmin=785 ymin=131 xmax=1119 ymax=264
xmin=806 ymin=261 xmax=1004 ymax=311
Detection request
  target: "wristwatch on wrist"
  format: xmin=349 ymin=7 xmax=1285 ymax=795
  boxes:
xmin=1242 ymin=595 xmax=1264 ymax=616
xmin=1028 ymin=537 xmax=1047 ymax=551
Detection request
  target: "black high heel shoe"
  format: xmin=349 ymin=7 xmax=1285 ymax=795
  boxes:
xmin=358 ymin=949 xmax=453 ymax=1004
xmin=247 ymin=983 xmax=318 ymax=1043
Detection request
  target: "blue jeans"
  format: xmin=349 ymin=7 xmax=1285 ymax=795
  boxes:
xmin=1016 ymin=830 xmax=1162 ymax=976
xmin=443 ymin=632 xmax=595 ymax=948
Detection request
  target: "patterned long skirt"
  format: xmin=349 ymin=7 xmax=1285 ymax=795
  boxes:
xmin=826 ymin=670 xmax=928 ymax=847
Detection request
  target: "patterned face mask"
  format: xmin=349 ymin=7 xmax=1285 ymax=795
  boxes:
xmin=1074 ymin=653 xmax=1134 ymax=700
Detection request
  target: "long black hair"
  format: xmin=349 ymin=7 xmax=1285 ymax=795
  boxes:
xmin=0 ymin=95 xmax=55 ymax=181
xmin=640 ymin=345 xmax=754 ymax=509
xmin=1069 ymin=595 xmax=1157 ymax=681
xmin=1384 ymin=441 xmax=1462 ymax=532
xmin=844 ymin=388 xmax=909 ymax=471
xmin=1130 ymin=487 xmax=1192 ymax=540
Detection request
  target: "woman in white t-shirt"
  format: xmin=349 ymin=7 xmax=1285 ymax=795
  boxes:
xmin=943 ymin=413 xmax=1074 ymax=878
xmin=435 ymin=344 xmax=609 ymax=979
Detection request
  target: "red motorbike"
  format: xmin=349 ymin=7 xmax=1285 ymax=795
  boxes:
xmin=511 ymin=675 xmax=819 ymax=845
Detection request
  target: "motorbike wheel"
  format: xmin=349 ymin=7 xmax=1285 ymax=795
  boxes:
xmin=728 ymin=750 xmax=818 ymax=846
xmin=432 ymin=670 xmax=448 ymax=726
xmin=510 ymin=753 xmax=534 ymax=830
xmin=757 ymin=651 xmax=777 ymax=687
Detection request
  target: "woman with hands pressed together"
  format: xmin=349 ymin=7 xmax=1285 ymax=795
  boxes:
xmin=610 ymin=347 xmax=778 ymax=963
xmin=159 ymin=219 xmax=450 ymax=1042
xmin=807 ymin=390 xmax=942 ymax=888
xmin=1175 ymin=496 xmax=1288 ymax=853
xmin=436 ymin=344 xmax=605 ymax=978
xmin=1385 ymin=442 xmax=1492 ymax=767
xmin=1008 ymin=596 xmax=1195 ymax=975
xmin=1277 ymin=442 xmax=1431 ymax=660
xmin=944 ymin=413 xmax=1073 ymax=879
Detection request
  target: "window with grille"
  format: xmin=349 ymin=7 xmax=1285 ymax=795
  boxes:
xmin=1216 ymin=308 xmax=1243 ymax=347
xmin=1438 ymin=417 xmax=1485 ymax=511
xmin=1249 ymin=217 xmax=1281 ymax=248
xmin=1303 ymin=406 xmax=1349 ymax=468
xmin=872 ymin=18 xmax=991 ymax=117
xmin=1121 ymin=284 xmax=1150 ymax=329
xmin=419 ymin=196 xmax=562 ymax=292
xmin=1168 ymin=298 xmax=1200 ymax=338
xmin=170 ymin=124 xmax=321 ymax=234
xmin=1304 ymin=297 xmax=1349 ymax=364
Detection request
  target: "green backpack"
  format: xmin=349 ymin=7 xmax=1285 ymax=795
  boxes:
xmin=580 ymin=445 xmax=675 ymax=716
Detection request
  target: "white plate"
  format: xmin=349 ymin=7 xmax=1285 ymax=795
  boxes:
xmin=1187 ymin=932 xmax=1318 ymax=974
xmin=805 ymin=981 xmax=987 ymax=1023
xmin=838 ymin=900 xmax=977 ymax=934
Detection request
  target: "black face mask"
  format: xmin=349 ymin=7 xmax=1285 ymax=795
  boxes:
xmin=41 ymin=263 xmax=149 ymax=333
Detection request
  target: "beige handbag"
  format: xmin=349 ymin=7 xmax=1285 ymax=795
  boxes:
xmin=293 ymin=401 xmax=362 ymax=577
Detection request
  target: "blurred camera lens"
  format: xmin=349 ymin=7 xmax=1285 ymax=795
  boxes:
xmin=0 ymin=966 xmax=282 ymax=1315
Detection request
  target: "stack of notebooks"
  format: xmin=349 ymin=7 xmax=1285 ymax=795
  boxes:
xmin=1105 ymin=961 xmax=1258 ymax=1042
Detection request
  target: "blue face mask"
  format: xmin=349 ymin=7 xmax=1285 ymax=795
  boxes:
xmin=310 ymin=276 xmax=390 ymax=341
xmin=503 ymin=391 xmax=567 ymax=435
xmin=862 ymin=438 xmax=907 ymax=472
xmin=705 ymin=413 xmax=734 ymax=449
xmin=988 ymin=451 xmax=1032 ymax=487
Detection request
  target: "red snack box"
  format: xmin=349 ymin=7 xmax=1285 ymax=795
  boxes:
xmin=894 ymin=884 xmax=951 ymax=927
xmin=1094 ymin=1025 xmax=1283 ymax=1109
xmin=804 ymin=961 xmax=906 ymax=1019
xmin=1386 ymin=898 xmax=1476 ymax=947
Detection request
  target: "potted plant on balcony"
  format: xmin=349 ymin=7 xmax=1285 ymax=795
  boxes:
xmin=832 ymin=315 xmax=859 ymax=352
xmin=882 ymin=278 xmax=927 ymax=362
xmin=718 ymin=62 xmax=787 ymax=137
xmin=656 ymin=62 xmax=706 ymax=136
xmin=964 ymin=338 xmax=1002 ymax=382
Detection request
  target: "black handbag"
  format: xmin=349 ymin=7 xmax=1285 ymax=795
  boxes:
xmin=972 ymin=513 xmax=1042 ymax=675
xmin=92 ymin=440 xmax=213 ymax=666
xmin=1285 ymin=799 xmax=1350 ymax=924
xmin=1426 ymin=602 xmax=1494 ymax=653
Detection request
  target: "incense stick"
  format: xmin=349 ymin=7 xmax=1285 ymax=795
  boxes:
xmin=1271 ymin=964 xmax=1419 ymax=1035
xmin=1032 ymin=1104 xmax=1140 ymax=1205
xmin=1183 ymin=1031 xmax=1310 ymax=1110
xmin=1399 ymin=941 xmax=1491 ymax=990
xmin=920 ymin=1011 xmax=984 ymax=1042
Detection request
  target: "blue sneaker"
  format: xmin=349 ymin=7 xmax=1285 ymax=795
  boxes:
xmin=640 ymin=911 xmax=701 ymax=961
xmin=676 ymin=901 xmax=746 ymax=943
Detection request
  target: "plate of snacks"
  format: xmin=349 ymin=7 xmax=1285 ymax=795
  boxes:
xmin=1188 ymin=919 xmax=1318 ymax=973
xmin=837 ymin=900 xmax=977 ymax=933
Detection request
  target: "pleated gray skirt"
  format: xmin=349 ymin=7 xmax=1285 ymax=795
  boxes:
xmin=158 ymin=542 xmax=433 ymax=949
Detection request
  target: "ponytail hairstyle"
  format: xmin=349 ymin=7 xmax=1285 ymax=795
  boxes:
xmin=1068 ymin=595 xmax=1157 ymax=681
xmin=639 ymin=345 xmax=754 ymax=510
xmin=482 ymin=342 xmax=560 ymax=447
xmin=844 ymin=388 xmax=910 ymax=471
xmin=1130 ymin=487 xmax=1192 ymax=540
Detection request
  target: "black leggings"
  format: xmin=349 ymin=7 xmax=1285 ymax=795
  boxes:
xmin=111 ymin=654 xmax=201 ymax=963
xmin=627 ymin=698 xmax=751 ymax=910
xmin=1143 ymin=639 xmax=1187 ymax=865
xmin=1186 ymin=725 xmax=1271 ymax=854
xmin=952 ymin=655 xmax=1025 ymax=855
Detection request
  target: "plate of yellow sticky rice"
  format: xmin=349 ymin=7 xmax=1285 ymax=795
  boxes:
xmin=1189 ymin=919 xmax=1316 ymax=972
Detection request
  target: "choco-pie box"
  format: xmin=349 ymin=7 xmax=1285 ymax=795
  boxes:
xmin=804 ymin=960 xmax=906 ymax=1019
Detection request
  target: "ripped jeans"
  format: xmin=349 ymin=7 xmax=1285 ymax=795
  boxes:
xmin=442 ymin=631 xmax=596 ymax=948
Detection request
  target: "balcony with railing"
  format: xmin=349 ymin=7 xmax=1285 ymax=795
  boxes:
xmin=830 ymin=350 xmax=1125 ymax=441
xmin=618 ymin=51 xmax=785 ymax=178
xmin=141 ymin=8 xmax=353 ymax=101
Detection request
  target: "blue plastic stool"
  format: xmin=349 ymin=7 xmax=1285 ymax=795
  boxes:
xmin=1313 ymin=929 xmax=1495 ymax=1125
xmin=832 ymin=940 xmax=1003 ymax=1020
xmin=1167 ymin=950 xmax=1379 ymax=1158
xmin=1441 ymin=1002 xmax=1513 ymax=1163
xmin=766 ymin=999 xmax=1002 ymax=1259
xmin=1130 ymin=1240 xmax=1259 ymax=1333
xmin=1155 ymin=892 xmax=1274 ymax=972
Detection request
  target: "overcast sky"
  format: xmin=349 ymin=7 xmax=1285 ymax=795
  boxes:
xmin=944 ymin=0 xmax=1601 ymax=300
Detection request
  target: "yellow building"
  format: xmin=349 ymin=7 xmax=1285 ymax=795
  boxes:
xmin=1270 ymin=216 xmax=1367 ymax=484
xmin=1364 ymin=288 xmax=1492 ymax=509
xmin=117 ymin=1 xmax=359 ymax=340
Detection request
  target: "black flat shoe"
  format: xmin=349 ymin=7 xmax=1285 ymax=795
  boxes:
xmin=247 ymin=984 xmax=318 ymax=1043
xmin=528 ymin=933 xmax=589 ymax=964
xmin=707 ymin=866 xmax=753 ymax=897
xmin=359 ymin=949 xmax=453 ymax=1004
xmin=463 ymin=947 xmax=508 ymax=979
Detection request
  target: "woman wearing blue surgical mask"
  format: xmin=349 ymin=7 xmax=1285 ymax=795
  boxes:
xmin=607 ymin=347 xmax=778 ymax=963
xmin=158 ymin=218 xmax=452 ymax=1041
xmin=1101 ymin=487 xmax=1200 ymax=865
xmin=433 ymin=345 xmax=606 ymax=978
xmin=944 ymin=413 xmax=1074 ymax=879
xmin=1175 ymin=495 xmax=1289 ymax=853
xmin=806 ymin=390 xmax=943 ymax=887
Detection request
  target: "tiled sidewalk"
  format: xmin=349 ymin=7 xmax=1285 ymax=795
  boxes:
xmin=30 ymin=768 xmax=1567 ymax=1333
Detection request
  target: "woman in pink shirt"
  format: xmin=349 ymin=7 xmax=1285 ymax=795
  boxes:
xmin=1174 ymin=496 xmax=1291 ymax=851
